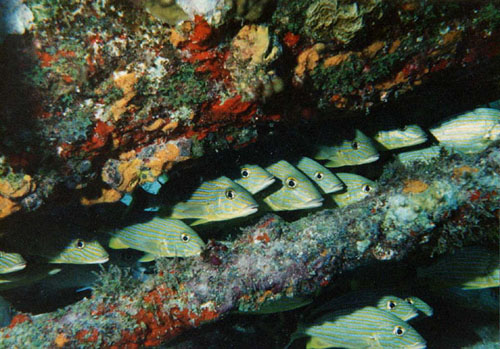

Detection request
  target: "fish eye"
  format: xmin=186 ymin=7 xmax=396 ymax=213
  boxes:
xmin=387 ymin=300 xmax=397 ymax=310
xmin=362 ymin=184 xmax=372 ymax=192
xmin=393 ymin=325 xmax=405 ymax=336
xmin=405 ymin=297 xmax=414 ymax=304
xmin=286 ymin=177 xmax=297 ymax=189
xmin=75 ymin=239 xmax=85 ymax=249
xmin=314 ymin=171 xmax=324 ymax=180
xmin=181 ymin=234 xmax=190 ymax=242
xmin=241 ymin=168 xmax=250 ymax=178
xmin=351 ymin=141 xmax=359 ymax=150
xmin=225 ymin=189 xmax=236 ymax=200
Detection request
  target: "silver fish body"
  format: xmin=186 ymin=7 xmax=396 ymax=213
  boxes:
xmin=233 ymin=164 xmax=275 ymax=195
xmin=296 ymin=157 xmax=344 ymax=194
xmin=314 ymin=129 xmax=380 ymax=168
xmin=417 ymin=246 xmax=499 ymax=290
xmin=430 ymin=108 xmax=500 ymax=154
xmin=109 ymin=217 xmax=205 ymax=261
xmin=263 ymin=160 xmax=324 ymax=211
xmin=0 ymin=251 xmax=26 ymax=274
xmin=168 ymin=176 xmax=259 ymax=225
xmin=295 ymin=306 xmax=426 ymax=349
xmin=331 ymin=173 xmax=376 ymax=207
xmin=397 ymin=146 xmax=442 ymax=165
xmin=374 ymin=125 xmax=428 ymax=150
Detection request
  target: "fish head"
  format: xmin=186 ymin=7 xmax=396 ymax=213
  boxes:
xmin=404 ymin=296 xmax=433 ymax=317
xmin=296 ymin=157 xmax=344 ymax=194
xmin=49 ymin=239 xmax=109 ymax=264
xmin=159 ymin=222 xmax=205 ymax=257
xmin=212 ymin=177 xmax=259 ymax=220
xmin=333 ymin=173 xmax=376 ymax=207
xmin=0 ymin=252 xmax=27 ymax=274
xmin=378 ymin=296 xmax=419 ymax=321
xmin=234 ymin=164 xmax=275 ymax=194
xmin=372 ymin=312 xmax=426 ymax=349
xmin=338 ymin=130 xmax=379 ymax=166
xmin=265 ymin=161 xmax=324 ymax=211
xmin=374 ymin=125 xmax=428 ymax=150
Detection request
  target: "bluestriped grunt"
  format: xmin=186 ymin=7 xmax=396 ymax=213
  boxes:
xmin=0 ymin=251 xmax=26 ymax=274
xmin=263 ymin=160 xmax=323 ymax=211
xmin=168 ymin=176 xmax=259 ymax=225
xmin=397 ymin=146 xmax=442 ymax=165
xmin=296 ymin=157 xmax=344 ymax=194
xmin=47 ymin=239 xmax=109 ymax=264
xmin=403 ymin=296 xmax=433 ymax=317
xmin=109 ymin=217 xmax=205 ymax=262
xmin=430 ymin=108 xmax=500 ymax=154
xmin=314 ymin=130 xmax=380 ymax=168
xmin=331 ymin=173 xmax=376 ymax=207
xmin=234 ymin=164 xmax=275 ymax=194
xmin=293 ymin=306 xmax=426 ymax=349
xmin=417 ymin=246 xmax=499 ymax=289
xmin=374 ymin=125 xmax=428 ymax=150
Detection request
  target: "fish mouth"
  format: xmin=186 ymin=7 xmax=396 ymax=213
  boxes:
xmin=356 ymin=154 xmax=380 ymax=165
xmin=406 ymin=343 xmax=426 ymax=349
xmin=324 ymin=184 xmax=344 ymax=194
xmin=5 ymin=263 xmax=27 ymax=273
xmin=256 ymin=177 xmax=276 ymax=192
xmin=240 ymin=204 xmax=259 ymax=216
xmin=90 ymin=256 xmax=110 ymax=264
xmin=299 ymin=198 xmax=324 ymax=209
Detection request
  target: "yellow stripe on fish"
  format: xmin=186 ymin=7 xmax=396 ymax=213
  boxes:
xmin=296 ymin=157 xmax=344 ymax=194
xmin=48 ymin=239 xmax=109 ymax=264
xmin=417 ymin=246 xmax=500 ymax=290
xmin=308 ymin=292 xmax=419 ymax=322
xmin=0 ymin=251 xmax=26 ymax=274
xmin=374 ymin=125 xmax=428 ymax=150
xmin=167 ymin=176 xmax=258 ymax=225
xmin=430 ymin=108 xmax=500 ymax=154
xmin=403 ymin=296 xmax=433 ymax=317
xmin=314 ymin=129 xmax=380 ymax=168
xmin=293 ymin=306 xmax=426 ymax=349
xmin=233 ymin=164 xmax=275 ymax=195
xmin=397 ymin=146 xmax=442 ymax=165
xmin=263 ymin=160 xmax=324 ymax=211
xmin=331 ymin=173 xmax=376 ymax=207
xmin=109 ymin=217 xmax=205 ymax=262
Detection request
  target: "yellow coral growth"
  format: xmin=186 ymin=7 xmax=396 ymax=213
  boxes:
xmin=402 ymin=179 xmax=429 ymax=194
xmin=231 ymin=25 xmax=278 ymax=66
xmin=295 ymin=44 xmax=325 ymax=79
xmin=116 ymin=158 xmax=142 ymax=192
xmin=0 ymin=175 xmax=33 ymax=198
xmin=146 ymin=143 xmax=180 ymax=177
xmin=110 ymin=71 xmax=138 ymax=121
xmin=0 ymin=195 xmax=20 ymax=219
xmin=81 ymin=188 xmax=122 ymax=206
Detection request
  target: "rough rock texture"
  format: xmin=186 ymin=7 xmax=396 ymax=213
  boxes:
xmin=0 ymin=145 xmax=498 ymax=347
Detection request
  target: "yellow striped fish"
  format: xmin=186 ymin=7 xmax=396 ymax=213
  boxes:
xmin=417 ymin=246 xmax=499 ymax=290
xmin=374 ymin=125 xmax=428 ymax=150
xmin=292 ymin=306 xmax=426 ymax=349
xmin=331 ymin=173 xmax=376 ymax=207
xmin=0 ymin=251 xmax=26 ymax=274
xmin=296 ymin=157 xmax=344 ymax=194
xmin=168 ymin=176 xmax=258 ymax=225
xmin=109 ymin=217 xmax=205 ymax=262
xmin=308 ymin=292 xmax=419 ymax=322
xmin=403 ymin=296 xmax=433 ymax=317
xmin=263 ymin=160 xmax=323 ymax=211
xmin=314 ymin=130 xmax=380 ymax=168
xmin=47 ymin=239 xmax=109 ymax=264
xmin=397 ymin=146 xmax=442 ymax=165
xmin=233 ymin=164 xmax=275 ymax=194
xmin=430 ymin=108 xmax=500 ymax=154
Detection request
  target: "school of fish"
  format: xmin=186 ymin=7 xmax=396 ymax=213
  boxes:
xmin=0 ymin=106 xmax=498 ymax=346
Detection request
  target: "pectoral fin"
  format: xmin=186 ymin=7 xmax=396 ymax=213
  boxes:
xmin=109 ymin=237 xmax=129 ymax=249
xmin=139 ymin=253 xmax=156 ymax=262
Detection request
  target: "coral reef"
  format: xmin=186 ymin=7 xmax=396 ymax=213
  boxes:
xmin=0 ymin=144 xmax=498 ymax=346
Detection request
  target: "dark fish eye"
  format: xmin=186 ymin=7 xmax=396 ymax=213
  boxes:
xmin=76 ymin=239 xmax=85 ymax=249
xmin=225 ymin=189 xmax=236 ymax=200
xmin=286 ymin=177 xmax=297 ymax=188
xmin=241 ymin=168 xmax=250 ymax=178
xmin=393 ymin=325 xmax=405 ymax=336
xmin=351 ymin=141 xmax=359 ymax=150
xmin=362 ymin=184 xmax=372 ymax=192
xmin=387 ymin=300 xmax=397 ymax=309
xmin=314 ymin=171 xmax=324 ymax=180
xmin=405 ymin=297 xmax=414 ymax=304
xmin=181 ymin=234 xmax=190 ymax=242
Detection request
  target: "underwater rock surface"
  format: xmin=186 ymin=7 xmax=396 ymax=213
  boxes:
xmin=0 ymin=0 xmax=499 ymax=218
xmin=0 ymin=145 xmax=498 ymax=347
